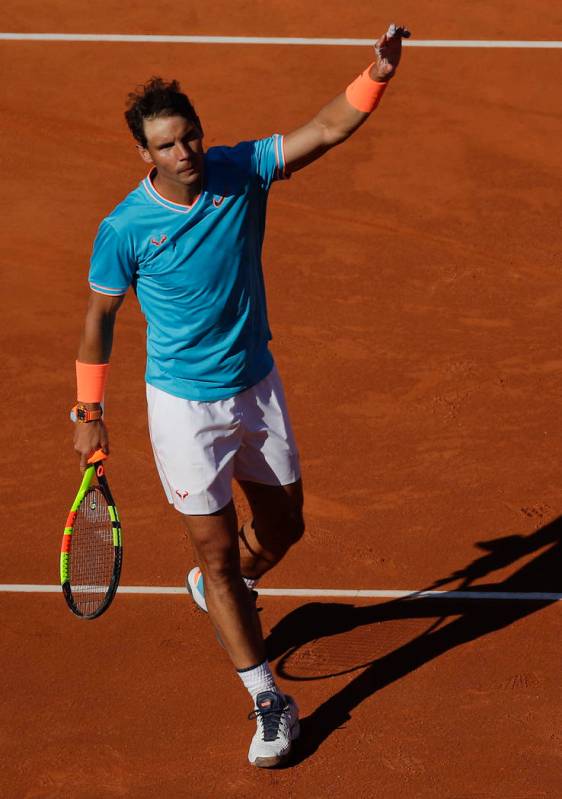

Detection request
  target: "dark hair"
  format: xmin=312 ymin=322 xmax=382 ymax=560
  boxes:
xmin=124 ymin=76 xmax=201 ymax=148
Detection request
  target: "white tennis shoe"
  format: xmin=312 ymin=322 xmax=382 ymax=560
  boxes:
xmin=186 ymin=566 xmax=257 ymax=613
xmin=248 ymin=690 xmax=300 ymax=768
xmin=186 ymin=566 xmax=208 ymax=612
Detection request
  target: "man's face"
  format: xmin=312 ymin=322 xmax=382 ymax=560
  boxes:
xmin=138 ymin=114 xmax=204 ymax=189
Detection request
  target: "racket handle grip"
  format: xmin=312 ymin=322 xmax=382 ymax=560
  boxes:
xmin=87 ymin=449 xmax=108 ymax=464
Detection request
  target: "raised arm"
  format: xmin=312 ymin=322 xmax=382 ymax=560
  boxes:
xmin=73 ymin=290 xmax=125 ymax=469
xmin=283 ymin=24 xmax=410 ymax=174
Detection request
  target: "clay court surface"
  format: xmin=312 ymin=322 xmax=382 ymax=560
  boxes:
xmin=1 ymin=2 xmax=562 ymax=797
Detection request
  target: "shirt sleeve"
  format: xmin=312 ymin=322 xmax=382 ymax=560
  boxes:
xmin=88 ymin=219 xmax=135 ymax=296
xmin=250 ymin=134 xmax=290 ymax=190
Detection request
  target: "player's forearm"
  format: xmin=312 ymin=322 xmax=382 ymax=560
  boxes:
xmin=76 ymin=297 xmax=122 ymax=409
xmin=77 ymin=292 xmax=124 ymax=365
xmin=78 ymin=307 xmax=117 ymax=365
xmin=312 ymin=92 xmax=373 ymax=147
xmin=284 ymin=25 xmax=408 ymax=172
xmin=314 ymin=61 xmax=393 ymax=146
xmin=284 ymin=64 xmax=393 ymax=171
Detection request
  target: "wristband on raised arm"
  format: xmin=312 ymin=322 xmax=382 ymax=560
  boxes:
xmin=345 ymin=63 xmax=388 ymax=113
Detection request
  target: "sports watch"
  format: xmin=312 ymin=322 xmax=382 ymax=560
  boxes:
xmin=71 ymin=403 xmax=103 ymax=423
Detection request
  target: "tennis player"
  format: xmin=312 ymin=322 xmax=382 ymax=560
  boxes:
xmin=72 ymin=24 xmax=409 ymax=767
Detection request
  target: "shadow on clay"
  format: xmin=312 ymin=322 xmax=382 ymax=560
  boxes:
xmin=264 ymin=515 xmax=562 ymax=766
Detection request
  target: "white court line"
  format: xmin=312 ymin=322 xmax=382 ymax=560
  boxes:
xmin=1 ymin=584 xmax=561 ymax=601
xmin=0 ymin=33 xmax=561 ymax=48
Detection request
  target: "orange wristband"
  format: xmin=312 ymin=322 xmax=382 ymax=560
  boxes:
xmin=76 ymin=361 xmax=109 ymax=403
xmin=345 ymin=64 xmax=388 ymax=113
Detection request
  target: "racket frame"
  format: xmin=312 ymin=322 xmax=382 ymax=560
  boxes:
xmin=60 ymin=457 xmax=122 ymax=619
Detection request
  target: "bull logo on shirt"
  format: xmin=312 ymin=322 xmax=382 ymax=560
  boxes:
xmin=150 ymin=234 xmax=168 ymax=246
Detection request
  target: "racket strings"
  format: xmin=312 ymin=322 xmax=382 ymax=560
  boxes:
xmin=71 ymin=486 xmax=115 ymax=615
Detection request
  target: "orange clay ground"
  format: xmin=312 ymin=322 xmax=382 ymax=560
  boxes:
xmin=1 ymin=3 xmax=561 ymax=797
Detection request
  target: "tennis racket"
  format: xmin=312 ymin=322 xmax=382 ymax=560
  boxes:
xmin=60 ymin=449 xmax=122 ymax=619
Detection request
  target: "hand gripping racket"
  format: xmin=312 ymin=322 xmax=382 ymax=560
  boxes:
xmin=60 ymin=449 xmax=122 ymax=619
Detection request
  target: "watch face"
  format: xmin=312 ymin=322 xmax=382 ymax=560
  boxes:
xmin=76 ymin=407 xmax=87 ymax=421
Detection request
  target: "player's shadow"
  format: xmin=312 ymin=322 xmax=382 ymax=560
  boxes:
xmin=264 ymin=515 xmax=562 ymax=765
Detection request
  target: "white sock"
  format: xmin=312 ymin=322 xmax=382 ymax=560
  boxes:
xmin=237 ymin=660 xmax=279 ymax=704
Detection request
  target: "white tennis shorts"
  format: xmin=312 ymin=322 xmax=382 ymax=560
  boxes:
xmin=146 ymin=365 xmax=301 ymax=515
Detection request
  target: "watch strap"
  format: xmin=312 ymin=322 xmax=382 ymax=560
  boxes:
xmin=72 ymin=403 xmax=103 ymax=423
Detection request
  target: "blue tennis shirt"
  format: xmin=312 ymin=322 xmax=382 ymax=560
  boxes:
xmin=89 ymin=134 xmax=288 ymax=401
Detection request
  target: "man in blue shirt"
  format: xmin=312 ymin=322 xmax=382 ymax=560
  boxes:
xmin=73 ymin=24 xmax=409 ymax=767
xmin=88 ymin=134 xmax=288 ymax=400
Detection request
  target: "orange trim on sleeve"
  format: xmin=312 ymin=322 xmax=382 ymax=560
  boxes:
xmin=280 ymin=136 xmax=286 ymax=178
xmin=273 ymin=134 xmax=282 ymax=180
xmin=345 ymin=64 xmax=388 ymax=113
xmin=76 ymin=361 xmax=109 ymax=403
xmin=89 ymin=280 xmax=127 ymax=296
